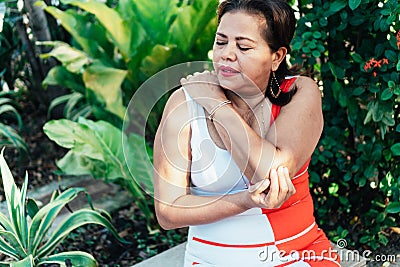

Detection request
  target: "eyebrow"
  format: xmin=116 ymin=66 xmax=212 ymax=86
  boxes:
xmin=216 ymin=32 xmax=256 ymax=43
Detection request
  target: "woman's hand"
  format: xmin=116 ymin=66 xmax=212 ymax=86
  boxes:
xmin=242 ymin=166 xmax=295 ymax=209
xmin=180 ymin=70 xmax=227 ymax=111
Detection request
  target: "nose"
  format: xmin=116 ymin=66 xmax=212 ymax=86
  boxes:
xmin=221 ymin=43 xmax=237 ymax=61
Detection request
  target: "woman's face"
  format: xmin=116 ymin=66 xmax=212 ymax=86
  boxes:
xmin=213 ymin=11 xmax=277 ymax=96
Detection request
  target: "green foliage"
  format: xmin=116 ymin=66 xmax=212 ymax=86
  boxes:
xmin=40 ymin=0 xmax=217 ymax=226
xmin=0 ymin=91 xmax=28 ymax=155
xmin=43 ymin=117 xmax=154 ymax=225
xmin=40 ymin=0 xmax=217 ymax=131
xmin=0 ymin=148 xmax=127 ymax=266
xmin=291 ymin=0 xmax=399 ymax=249
xmin=0 ymin=13 xmax=27 ymax=92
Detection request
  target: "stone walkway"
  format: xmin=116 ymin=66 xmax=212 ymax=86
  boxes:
xmin=0 ymin=175 xmax=131 ymax=229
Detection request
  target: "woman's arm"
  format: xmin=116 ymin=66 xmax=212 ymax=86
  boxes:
xmin=265 ymin=76 xmax=323 ymax=174
xmin=153 ymin=88 xmax=294 ymax=230
xmin=181 ymin=73 xmax=323 ymax=182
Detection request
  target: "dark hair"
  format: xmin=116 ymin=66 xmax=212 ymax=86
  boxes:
xmin=217 ymin=0 xmax=297 ymax=106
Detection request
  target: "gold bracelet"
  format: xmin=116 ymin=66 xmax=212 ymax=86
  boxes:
xmin=207 ymin=100 xmax=231 ymax=122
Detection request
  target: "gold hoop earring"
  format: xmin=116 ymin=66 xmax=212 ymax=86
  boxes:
xmin=269 ymin=71 xmax=281 ymax=98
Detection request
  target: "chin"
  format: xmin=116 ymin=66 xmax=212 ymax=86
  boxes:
xmin=217 ymin=75 xmax=239 ymax=91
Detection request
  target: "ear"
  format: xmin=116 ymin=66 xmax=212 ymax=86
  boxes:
xmin=272 ymin=47 xmax=287 ymax=71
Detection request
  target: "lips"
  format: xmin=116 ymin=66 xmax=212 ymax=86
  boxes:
xmin=219 ymin=65 xmax=240 ymax=77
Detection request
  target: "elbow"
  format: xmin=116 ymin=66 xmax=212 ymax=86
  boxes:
xmin=155 ymin=203 xmax=183 ymax=230
xmin=157 ymin=218 xmax=176 ymax=231
xmin=156 ymin=213 xmax=178 ymax=230
xmin=274 ymin=148 xmax=298 ymax=177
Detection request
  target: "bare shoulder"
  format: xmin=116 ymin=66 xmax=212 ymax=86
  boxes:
xmin=155 ymin=88 xmax=191 ymax=146
xmin=293 ymin=76 xmax=321 ymax=100
xmin=162 ymin=88 xmax=188 ymax=117
xmin=158 ymin=88 xmax=191 ymax=127
xmin=281 ymin=76 xmax=323 ymax=118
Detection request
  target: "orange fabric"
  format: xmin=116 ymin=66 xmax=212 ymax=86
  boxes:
xmin=264 ymin=77 xmax=340 ymax=266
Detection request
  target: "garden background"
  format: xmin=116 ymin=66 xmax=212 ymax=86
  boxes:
xmin=0 ymin=0 xmax=399 ymax=266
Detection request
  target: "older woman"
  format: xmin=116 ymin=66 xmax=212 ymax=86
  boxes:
xmin=154 ymin=0 xmax=340 ymax=266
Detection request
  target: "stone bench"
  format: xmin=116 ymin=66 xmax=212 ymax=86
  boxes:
xmin=132 ymin=242 xmax=367 ymax=267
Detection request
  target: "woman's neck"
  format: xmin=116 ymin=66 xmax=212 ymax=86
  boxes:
xmin=224 ymin=89 xmax=267 ymax=114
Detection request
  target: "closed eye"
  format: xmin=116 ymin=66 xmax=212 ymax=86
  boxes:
xmin=237 ymin=45 xmax=251 ymax=51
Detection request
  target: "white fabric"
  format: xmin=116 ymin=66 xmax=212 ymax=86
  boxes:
xmin=181 ymin=88 xmax=311 ymax=267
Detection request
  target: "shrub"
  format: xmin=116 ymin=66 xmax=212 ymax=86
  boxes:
xmin=290 ymin=0 xmax=399 ymax=249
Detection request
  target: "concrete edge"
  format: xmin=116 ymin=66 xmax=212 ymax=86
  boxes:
xmin=132 ymin=242 xmax=368 ymax=267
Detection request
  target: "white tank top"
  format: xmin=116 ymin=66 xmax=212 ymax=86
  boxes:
xmin=182 ymin=88 xmax=250 ymax=196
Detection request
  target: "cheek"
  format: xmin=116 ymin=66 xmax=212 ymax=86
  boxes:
xmin=212 ymin=47 xmax=220 ymax=62
xmin=242 ymin=59 xmax=270 ymax=88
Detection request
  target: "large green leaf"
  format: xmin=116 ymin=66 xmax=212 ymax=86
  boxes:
xmin=168 ymin=0 xmax=218 ymax=54
xmin=37 ymin=209 xmax=127 ymax=258
xmin=44 ymin=118 xmax=129 ymax=180
xmin=129 ymin=0 xmax=178 ymax=44
xmin=82 ymin=62 xmax=127 ymax=119
xmin=55 ymin=150 xmax=106 ymax=178
xmin=37 ymin=251 xmax=97 ymax=267
xmin=140 ymin=44 xmax=180 ymax=78
xmin=43 ymin=119 xmax=104 ymax=160
xmin=77 ymin=118 xmax=144 ymax=185
xmin=42 ymin=65 xmax=86 ymax=94
xmin=41 ymin=3 xmax=102 ymax=57
xmin=124 ymin=133 xmax=154 ymax=193
xmin=40 ymin=41 xmax=90 ymax=73
xmin=61 ymin=0 xmax=133 ymax=58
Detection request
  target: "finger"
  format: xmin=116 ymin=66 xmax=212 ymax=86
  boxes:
xmin=180 ymin=77 xmax=187 ymax=85
xmin=249 ymin=178 xmax=270 ymax=194
xmin=267 ymin=168 xmax=279 ymax=201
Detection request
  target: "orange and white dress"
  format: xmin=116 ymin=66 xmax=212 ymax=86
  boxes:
xmin=182 ymin=77 xmax=340 ymax=267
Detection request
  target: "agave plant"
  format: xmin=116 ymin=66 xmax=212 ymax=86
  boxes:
xmin=0 ymin=148 xmax=128 ymax=266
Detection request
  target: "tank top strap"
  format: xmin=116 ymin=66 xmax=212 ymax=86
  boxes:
xmin=181 ymin=87 xmax=210 ymax=147
xmin=270 ymin=76 xmax=298 ymax=125
xmin=268 ymin=77 xmax=310 ymax=176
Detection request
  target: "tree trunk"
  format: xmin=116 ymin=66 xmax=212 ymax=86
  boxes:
xmin=22 ymin=0 xmax=67 ymax=114
xmin=23 ymin=0 xmax=55 ymax=73
xmin=15 ymin=19 xmax=45 ymax=94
